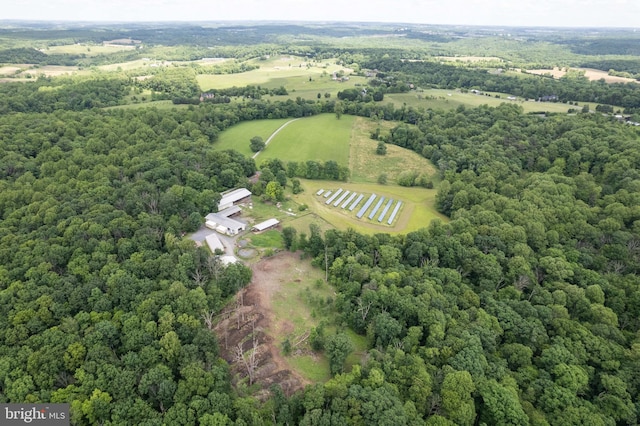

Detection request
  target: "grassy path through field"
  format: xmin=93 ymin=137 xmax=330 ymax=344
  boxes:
xmin=252 ymin=118 xmax=301 ymax=159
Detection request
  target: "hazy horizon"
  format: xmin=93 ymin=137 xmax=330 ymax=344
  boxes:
xmin=2 ymin=0 xmax=639 ymax=29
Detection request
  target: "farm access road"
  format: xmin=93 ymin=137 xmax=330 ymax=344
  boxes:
xmin=252 ymin=118 xmax=301 ymax=159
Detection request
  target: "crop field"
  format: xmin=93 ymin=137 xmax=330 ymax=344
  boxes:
xmin=526 ymin=67 xmax=638 ymax=84
xmin=255 ymin=114 xmax=353 ymax=166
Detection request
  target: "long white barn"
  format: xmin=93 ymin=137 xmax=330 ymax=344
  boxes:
xmin=218 ymin=188 xmax=251 ymax=211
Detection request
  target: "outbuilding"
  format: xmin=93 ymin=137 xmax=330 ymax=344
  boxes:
xmin=252 ymin=218 xmax=280 ymax=232
xmin=218 ymin=188 xmax=251 ymax=211
xmin=205 ymin=233 xmax=224 ymax=254
xmin=205 ymin=213 xmax=247 ymax=236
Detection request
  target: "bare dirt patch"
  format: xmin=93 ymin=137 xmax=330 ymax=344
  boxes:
xmin=0 ymin=66 xmax=22 ymax=76
xmin=526 ymin=67 xmax=638 ymax=84
xmin=581 ymin=68 xmax=638 ymax=83
xmin=214 ymin=252 xmax=311 ymax=397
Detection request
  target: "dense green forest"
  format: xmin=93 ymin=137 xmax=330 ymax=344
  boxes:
xmin=1 ymin=21 xmax=640 ymax=425
xmin=297 ymin=105 xmax=640 ymax=425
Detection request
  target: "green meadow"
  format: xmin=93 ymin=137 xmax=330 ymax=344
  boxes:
xmin=197 ymin=55 xmax=370 ymax=101
xmin=214 ymin=118 xmax=291 ymax=157
xmin=255 ymin=114 xmax=353 ymax=166
xmin=382 ymin=89 xmax=600 ymax=113
xmin=44 ymin=43 xmax=137 ymax=56
xmin=292 ymin=180 xmax=447 ymax=235
xmin=214 ymin=113 xmax=446 ymax=234
xmin=197 ymin=56 xmax=350 ymax=90
xmin=349 ymin=117 xmax=436 ymax=184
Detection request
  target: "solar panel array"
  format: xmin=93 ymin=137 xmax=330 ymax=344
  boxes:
xmin=388 ymin=201 xmax=402 ymax=224
xmin=368 ymin=196 xmax=385 ymax=220
xmin=341 ymin=192 xmax=357 ymax=209
xmin=334 ymin=190 xmax=350 ymax=207
xmin=378 ymin=199 xmax=394 ymax=222
xmin=315 ymin=189 xmax=403 ymax=225
xmin=326 ymin=188 xmax=343 ymax=205
xmin=357 ymin=194 xmax=377 ymax=219
xmin=349 ymin=194 xmax=364 ymax=211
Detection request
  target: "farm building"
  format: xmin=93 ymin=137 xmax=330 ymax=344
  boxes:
xmin=217 ymin=205 xmax=242 ymax=218
xmin=205 ymin=212 xmax=247 ymax=236
xmin=252 ymin=218 xmax=280 ymax=232
xmin=218 ymin=188 xmax=251 ymax=211
xmin=205 ymin=233 xmax=224 ymax=254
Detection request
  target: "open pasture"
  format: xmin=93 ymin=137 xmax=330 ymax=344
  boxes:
xmin=43 ymin=43 xmax=136 ymax=56
xmin=436 ymin=56 xmax=503 ymax=63
xmin=349 ymin=117 xmax=436 ymax=184
xmin=98 ymin=59 xmax=157 ymax=72
xmin=0 ymin=66 xmax=23 ymax=76
xmin=213 ymin=118 xmax=292 ymax=157
xmin=197 ymin=55 xmax=354 ymax=90
xmin=383 ymin=89 xmax=585 ymax=113
xmin=105 ymin=100 xmax=189 ymax=111
xmin=292 ymin=180 xmax=447 ymax=235
xmin=18 ymin=65 xmax=86 ymax=78
xmin=255 ymin=114 xmax=353 ymax=166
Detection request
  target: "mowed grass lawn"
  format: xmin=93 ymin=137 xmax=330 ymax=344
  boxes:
xmin=214 ymin=118 xmax=291 ymax=157
xmin=256 ymin=114 xmax=353 ymax=166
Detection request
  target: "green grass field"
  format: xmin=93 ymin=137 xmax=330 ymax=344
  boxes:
xmin=197 ymin=56 xmax=350 ymax=90
xmin=255 ymin=114 xmax=353 ymax=166
xmin=290 ymin=180 xmax=447 ymax=235
xmin=349 ymin=117 xmax=436 ymax=184
xmin=214 ymin=118 xmax=291 ymax=157
xmin=215 ymin=112 xmax=446 ymax=235
xmin=105 ymin=100 xmax=189 ymax=111
xmin=382 ymin=89 xmax=602 ymax=113
xmin=249 ymin=230 xmax=283 ymax=249
xmin=269 ymin=261 xmax=333 ymax=382
xmin=43 ymin=44 xmax=136 ymax=56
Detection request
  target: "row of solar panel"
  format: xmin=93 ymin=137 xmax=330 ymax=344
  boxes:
xmin=316 ymin=189 xmax=402 ymax=224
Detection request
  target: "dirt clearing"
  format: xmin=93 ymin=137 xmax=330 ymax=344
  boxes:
xmin=214 ymin=252 xmax=319 ymax=397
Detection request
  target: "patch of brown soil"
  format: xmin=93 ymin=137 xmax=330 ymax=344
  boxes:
xmin=214 ymin=252 xmax=309 ymax=398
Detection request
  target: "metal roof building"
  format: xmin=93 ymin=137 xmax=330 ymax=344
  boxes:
xmin=205 ymin=213 xmax=247 ymax=236
xmin=218 ymin=188 xmax=251 ymax=211
xmin=205 ymin=233 xmax=224 ymax=253
xmin=252 ymin=218 xmax=280 ymax=232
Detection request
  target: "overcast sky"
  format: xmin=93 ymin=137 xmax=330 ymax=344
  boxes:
xmin=2 ymin=0 xmax=639 ymax=28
